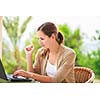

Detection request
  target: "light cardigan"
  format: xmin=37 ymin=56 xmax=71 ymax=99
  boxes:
xmin=33 ymin=44 xmax=76 ymax=83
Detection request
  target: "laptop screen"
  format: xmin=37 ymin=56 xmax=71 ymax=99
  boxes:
xmin=0 ymin=59 xmax=8 ymax=80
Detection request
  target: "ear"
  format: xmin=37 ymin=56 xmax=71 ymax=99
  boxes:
xmin=51 ymin=34 xmax=56 ymax=40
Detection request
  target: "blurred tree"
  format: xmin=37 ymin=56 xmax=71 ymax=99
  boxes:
xmin=2 ymin=16 xmax=32 ymax=73
xmin=92 ymin=49 xmax=100 ymax=75
xmin=77 ymin=29 xmax=100 ymax=76
xmin=25 ymin=33 xmax=41 ymax=64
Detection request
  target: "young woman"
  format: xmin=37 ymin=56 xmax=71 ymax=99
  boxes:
xmin=13 ymin=22 xmax=76 ymax=83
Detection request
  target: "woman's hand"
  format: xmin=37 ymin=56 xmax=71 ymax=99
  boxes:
xmin=13 ymin=69 xmax=31 ymax=78
xmin=25 ymin=44 xmax=34 ymax=56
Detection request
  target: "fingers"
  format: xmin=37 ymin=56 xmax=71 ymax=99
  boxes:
xmin=13 ymin=69 xmax=30 ymax=79
xmin=13 ymin=69 xmax=24 ymax=76
xmin=13 ymin=70 xmax=20 ymax=76
xmin=25 ymin=44 xmax=34 ymax=55
xmin=26 ymin=45 xmax=33 ymax=51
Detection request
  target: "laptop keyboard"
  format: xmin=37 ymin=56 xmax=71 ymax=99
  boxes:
xmin=7 ymin=74 xmax=33 ymax=82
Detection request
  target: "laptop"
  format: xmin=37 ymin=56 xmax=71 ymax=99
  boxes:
xmin=0 ymin=59 xmax=33 ymax=83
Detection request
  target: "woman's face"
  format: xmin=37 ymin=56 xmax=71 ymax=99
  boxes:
xmin=37 ymin=31 xmax=55 ymax=49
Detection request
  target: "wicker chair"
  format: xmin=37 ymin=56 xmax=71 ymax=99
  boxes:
xmin=74 ymin=66 xmax=95 ymax=83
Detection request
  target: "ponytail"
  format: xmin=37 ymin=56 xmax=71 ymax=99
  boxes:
xmin=56 ymin=32 xmax=63 ymax=45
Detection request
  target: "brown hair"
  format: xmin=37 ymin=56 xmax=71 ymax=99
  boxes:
xmin=37 ymin=22 xmax=63 ymax=45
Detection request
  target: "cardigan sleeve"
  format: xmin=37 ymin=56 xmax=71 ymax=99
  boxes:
xmin=52 ymin=51 xmax=76 ymax=83
xmin=33 ymin=49 xmax=41 ymax=74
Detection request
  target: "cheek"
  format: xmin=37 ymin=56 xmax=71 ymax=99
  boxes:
xmin=38 ymin=39 xmax=43 ymax=46
xmin=39 ymin=40 xmax=46 ymax=46
xmin=45 ymin=40 xmax=51 ymax=47
xmin=42 ymin=40 xmax=49 ymax=47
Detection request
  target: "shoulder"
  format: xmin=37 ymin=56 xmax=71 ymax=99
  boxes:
xmin=58 ymin=45 xmax=76 ymax=65
xmin=60 ymin=44 xmax=76 ymax=55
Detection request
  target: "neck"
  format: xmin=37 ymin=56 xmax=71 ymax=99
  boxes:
xmin=49 ymin=42 xmax=60 ymax=55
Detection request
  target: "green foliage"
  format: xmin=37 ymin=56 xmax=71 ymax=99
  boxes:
xmin=20 ymin=16 xmax=32 ymax=34
xmin=92 ymin=49 xmax=100 ymax=75
xmin=59 ymin=24 xmax=82 ymax=49
xmin=2 ymin=56 xmax=17 ymax=74
xmin=77 ymin=49 xmax=100 ymax=76
xmin=25 ymin=33 xmax=41 ymax=63
xmin=76 ymin=50 xmax=95 ymax=68
xmin=3 ymin=16 xmax=32 ymax=74
xmin=32 ymin=34 xmax=41 ymax=62
xmin=3 ymin=17 xmax=19 ymax=46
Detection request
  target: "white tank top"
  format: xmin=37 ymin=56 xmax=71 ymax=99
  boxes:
xmin=46 ymin=60 xmax=57 ymax=77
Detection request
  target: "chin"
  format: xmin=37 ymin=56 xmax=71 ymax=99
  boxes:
xmin=41 ymin=45 xmax=45 ymax=48
xmin=43 ymin=46 xmax=47 ymax=49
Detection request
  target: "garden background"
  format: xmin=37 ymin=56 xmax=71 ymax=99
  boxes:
xmin=2 ymin=16 xmax=100 ymax=82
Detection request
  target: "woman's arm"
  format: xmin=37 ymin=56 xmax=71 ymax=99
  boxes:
xmin=13 ymin=69 xmax=55 ymax=83
xmin=26 ymin=54 xmax=34 ymax=72
xmin=30 ymin=72 xmax=55 ymax=83
xmin=25 ymin=44 xmax=34 ymax=72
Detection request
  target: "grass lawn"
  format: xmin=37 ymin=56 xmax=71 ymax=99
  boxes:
xmin=94 ymin=75 xmax=100 ymax=83
xmin=94 ymin=79 xmax=100 ymax=83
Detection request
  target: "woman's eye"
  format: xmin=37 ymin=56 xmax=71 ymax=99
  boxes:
xmin=40 ymin=37 xmax=44 ymax=40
